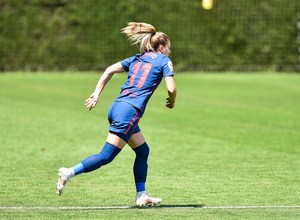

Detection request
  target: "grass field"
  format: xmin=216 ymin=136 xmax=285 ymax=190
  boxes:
xmin=0 ymin=72 xmax=299 ymax=219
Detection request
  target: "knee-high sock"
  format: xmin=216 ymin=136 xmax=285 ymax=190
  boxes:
xmin=133 ymin=142 xmax=149 ymax=192
xmin=79 ymin=142 xmax=121 ymax=173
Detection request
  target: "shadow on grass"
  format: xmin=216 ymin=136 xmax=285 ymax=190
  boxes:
xmin=135 ymin=204 xmax=205 ymax=209
xmin=60 ymin=204 xmax=206 ymax=211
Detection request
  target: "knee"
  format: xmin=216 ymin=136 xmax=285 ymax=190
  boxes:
xmin=100 ymin=151 xmax=115 ymax=164
xmin=99 ymin=142 xmax=121 ymax=165
xmin=134 ymin=142 xmax=150 ymax=159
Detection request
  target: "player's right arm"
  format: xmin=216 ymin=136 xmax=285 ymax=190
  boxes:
xmin=85 ymin=62 xmax=124 ymax=111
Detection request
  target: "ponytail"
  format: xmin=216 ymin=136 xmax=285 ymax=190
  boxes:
xmin=122 ymin=22 xmax=170 ymax=53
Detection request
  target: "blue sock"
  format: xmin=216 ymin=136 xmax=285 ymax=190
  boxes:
xmin=133 ymin=142 xmax=149 ymax=192
xmin=136 ymin=182 xmax=146 ymax=192
xmin=81 ymin=142 xmax=121 ymax=173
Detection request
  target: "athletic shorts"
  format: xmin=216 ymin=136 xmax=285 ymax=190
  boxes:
xmin=107 ymin=101 xmax=141 ymax=142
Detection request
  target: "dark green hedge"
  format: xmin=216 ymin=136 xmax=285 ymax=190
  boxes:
xmin=0 ymin=0 xmax=299 ymax=72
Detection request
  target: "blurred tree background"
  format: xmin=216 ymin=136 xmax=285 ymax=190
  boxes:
xmin=0 ymin=0 xmax=299 ymax=72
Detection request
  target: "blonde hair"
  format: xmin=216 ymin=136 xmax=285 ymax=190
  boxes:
xmin=121 ymin=22 xmax=170 ymax=53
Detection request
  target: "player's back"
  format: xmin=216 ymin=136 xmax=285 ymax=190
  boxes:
xmin=117 ymin=52 xmax=173 ymax=113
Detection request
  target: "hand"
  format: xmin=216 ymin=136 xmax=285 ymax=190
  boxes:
xmin=85 ymin=93 xmax=98 ymax=111
xmin=166 ymin=97 xmax=175 ymax=109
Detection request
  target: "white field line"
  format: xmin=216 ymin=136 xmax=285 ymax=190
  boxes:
xmin=0 ymin=205 xmax=300 ymax=210
xmin=202 ymin=205 xmax=300 ymax=209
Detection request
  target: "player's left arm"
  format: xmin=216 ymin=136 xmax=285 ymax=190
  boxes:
xmin=163 ymin=58 xmax=176 ymax=109
xmin=85 ymin=62 xmax=124 ymax=111
xmin=165 ymin=76 xmax=177 ymax=109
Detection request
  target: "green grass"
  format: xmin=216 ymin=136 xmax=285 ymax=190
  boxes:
xmin=0 ymin=72 xmax=300 ymax=219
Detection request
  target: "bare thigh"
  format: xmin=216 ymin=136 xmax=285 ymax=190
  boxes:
xmin=106 ymin=132 xmax=127 ymax=149
xmin=127 ymin=132 xmax=146 ymax=149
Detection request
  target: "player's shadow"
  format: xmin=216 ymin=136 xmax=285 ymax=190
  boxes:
xmin=134 ymin=204 xmax=205 ymax=209
xmin=63 ymin=204 xmax=205 ymax=211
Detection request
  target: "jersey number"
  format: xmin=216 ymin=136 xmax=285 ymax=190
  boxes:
xmin=130 ymin=62 xmax=153 ymax=88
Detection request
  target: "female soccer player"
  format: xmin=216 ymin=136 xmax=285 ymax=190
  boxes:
xmin=56 ymin=22 xmax=177 ymax=207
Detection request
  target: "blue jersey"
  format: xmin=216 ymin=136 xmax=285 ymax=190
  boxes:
xmin=116 ymin=52 xmax=174 ymax=115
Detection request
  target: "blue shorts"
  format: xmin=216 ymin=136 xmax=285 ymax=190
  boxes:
xmin=108 ymin=101 xmax=141 ymax=142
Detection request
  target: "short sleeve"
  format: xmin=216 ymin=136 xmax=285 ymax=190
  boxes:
xmin=162 ymin=56 xmax=174 ymax=78
xmin=121 ymin=56 xmax=135 ymax=72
